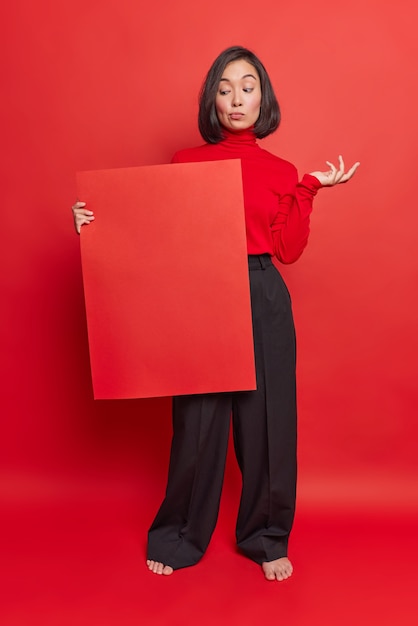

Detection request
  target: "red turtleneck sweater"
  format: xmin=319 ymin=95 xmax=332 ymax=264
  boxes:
xmin=171 ymin=128 xmax=322 ymax=264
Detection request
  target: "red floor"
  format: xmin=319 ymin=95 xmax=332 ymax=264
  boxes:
xmin=1 ymin=471 xmax=417 ymax=626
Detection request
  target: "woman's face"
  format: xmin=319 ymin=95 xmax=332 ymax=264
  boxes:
xmin=215 ymin=59 xmax=262 ymax=131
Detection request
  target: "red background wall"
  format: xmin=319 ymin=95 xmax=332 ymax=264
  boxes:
xmin=2 ymin=0 xmax=417 ymax=510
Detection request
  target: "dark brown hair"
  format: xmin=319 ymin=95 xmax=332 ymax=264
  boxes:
xmin=198 ymin=46 xmax=281 ymax=144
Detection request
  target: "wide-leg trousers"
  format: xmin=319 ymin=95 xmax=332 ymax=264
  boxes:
xmin=147 ymin=254 xmax=297 ymax=568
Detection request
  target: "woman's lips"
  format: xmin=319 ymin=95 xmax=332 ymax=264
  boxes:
xmin=229 ymin=113 xmax=244 ymax=120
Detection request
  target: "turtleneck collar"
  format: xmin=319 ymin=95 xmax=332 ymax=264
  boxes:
xmin=220 ymin=126 xmax=258 ymax=146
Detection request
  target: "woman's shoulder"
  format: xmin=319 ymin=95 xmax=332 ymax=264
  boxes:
xmin=258 ymin=146 xmax=297 ymax=173
xmin=171 ymin=143 xmax=216 ymax=164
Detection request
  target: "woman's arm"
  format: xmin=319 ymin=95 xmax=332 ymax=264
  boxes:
xmin=271 ymin=156 xmax=360 ymax=264
xmin=271 ymin=173 xmax=321 ymax=264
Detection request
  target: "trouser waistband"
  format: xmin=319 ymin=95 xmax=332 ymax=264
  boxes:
xmin=248 ymin=254 xmax=273 ymax=270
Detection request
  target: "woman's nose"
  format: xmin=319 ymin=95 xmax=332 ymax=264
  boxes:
xmin=232 ymin=92 xmax=242 ymax=107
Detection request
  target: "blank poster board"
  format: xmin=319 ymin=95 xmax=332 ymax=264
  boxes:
xmin=77 ymin=159 xmax=256 ymax=399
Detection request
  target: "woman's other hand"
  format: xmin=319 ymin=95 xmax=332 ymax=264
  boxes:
xmin=310 ymin=155 xmax=360 ymax=186
xmin=72 ymin=201 xmax=94 ymax=234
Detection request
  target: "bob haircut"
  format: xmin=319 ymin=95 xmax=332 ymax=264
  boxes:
xmin=198 ymin=46 xmax=281 ymax=144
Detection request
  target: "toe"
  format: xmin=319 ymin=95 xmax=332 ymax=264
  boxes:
xmin=262 ymin=565 xmax=275 ymax=581
xmin=147 ymin=559 xmax=174 ymax=575
xmin=262 ymin=558 xmax=293 ymax=582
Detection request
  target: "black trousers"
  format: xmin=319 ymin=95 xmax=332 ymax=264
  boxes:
xmin=147 ymin=255 xmax=297 ymax=568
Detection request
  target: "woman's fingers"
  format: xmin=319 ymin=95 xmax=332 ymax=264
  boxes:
xmin=325 ymin=160 xmax=338 ymax=172
xmin=324 ymin=156 xmax=345 ymax=184
xmin=311 ymin=157 xmax=360 ymax=186
xmin=339 ymin=161 xmax=361 ymax=183
xmin=72 ymin=201 xmax=86 ymax=211
xmin=71 ymin=200 xmax=94 ymax=234
xmin=336 ymin=155 xmax=345 ymax=182
xmin=74 ymin=212 xmax=95 ymax=234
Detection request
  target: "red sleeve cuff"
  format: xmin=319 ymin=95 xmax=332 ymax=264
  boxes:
xmin=300 ymin=173 xmax=322 ymax=191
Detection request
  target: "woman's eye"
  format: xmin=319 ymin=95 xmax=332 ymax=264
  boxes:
xmin=219 ymin=90 xmax=230 ymax=96
xmin=243 ymin=88 xmax=254 ymax=93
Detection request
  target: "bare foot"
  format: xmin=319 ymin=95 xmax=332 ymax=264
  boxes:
xmin=262 ymin=557 xmax=293 ymax=581
xmin=146 ymin=559 xmax=174 ymax=576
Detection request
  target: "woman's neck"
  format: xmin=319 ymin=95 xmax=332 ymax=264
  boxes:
xmin=220 ymin=126 xmax=257 ymax=146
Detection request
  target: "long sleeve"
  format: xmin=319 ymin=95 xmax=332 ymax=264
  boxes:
xmin=271 ymin=173 xmax=322 ymax=264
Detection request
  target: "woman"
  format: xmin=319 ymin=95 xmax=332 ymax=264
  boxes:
xmin=72 ymin=46 xmax=359 ymax=581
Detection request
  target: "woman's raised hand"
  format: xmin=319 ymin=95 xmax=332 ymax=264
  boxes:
xmin=72 ymin=201 xmax=94 ymax=234
xmin=310 ymin=155 xmax=360 ymax=187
